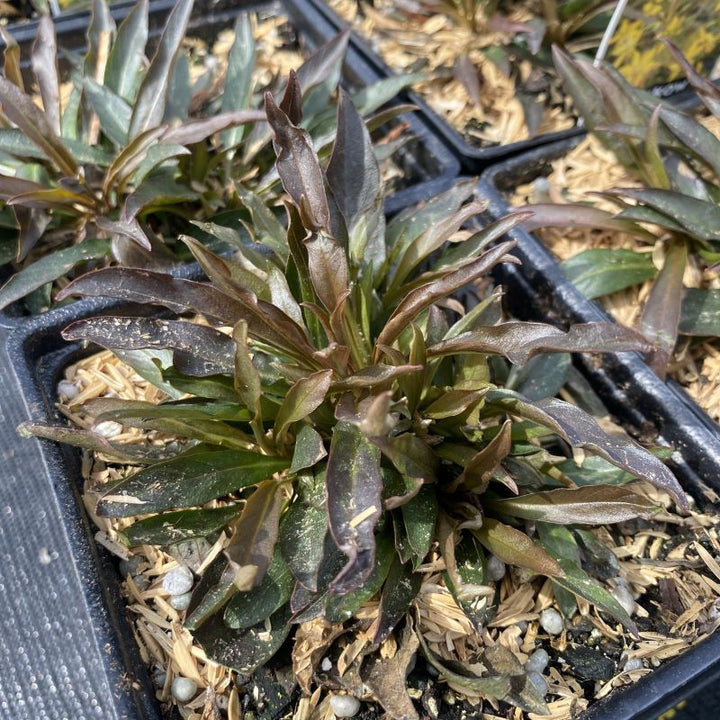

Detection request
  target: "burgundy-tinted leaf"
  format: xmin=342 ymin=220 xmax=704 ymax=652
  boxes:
xmin=475 ymin=518 xmax=562 ymax=577
xmin=225 ymin=478 xmax=288 ymax=590
xmin=490 ymin=486 xmax=656 ymax=524
xmin=95 ymin=449 xmax=288 ymax=517
xmin=13 ymin=206 xmax=50 ymax=262
xmin=295 ymin=29 xmax=350 ymax=96
xmin=326 ymin=421 xmax=383 ymax=594
xmin=279 ymin=69 xmax=303 ymax=125
xmin=639 ymin=242 xmax=687 ymax=377
xmin=232 ymin=320 xmax=262 ymax=419
xmin=487 ymin=392 xmax=687 ymax=508
xmin=332 ymin=364 xmax=423 ymax=391
xmin=129 ymin=0 xmax=192 ymax=137
xmin=0 ymin=76 xmax=77 ymax=176
xmin=62 ymin=316 xmax=236 ymax=373
xmin=375 ymin=240 xmax=518 ymax=354
xmin=663 ymin=37 xmax=720 ymax=120
xmin=454 ymin=54 xmax=481 ymax=108
xmin=305 ymin=231 xmax=348 ymax=312
xmin=372 ymin=433 xmax=438 ymax=484
xmin=455 ymin=419 xmax=512 ymax=492
xmin=31 ymin=16 xmax=60 ymax=136
xmin=160 ymin=109 xmax=265 ymax=145
xmin=265 ymin=93 xmax=329 ymax=231
xmin=428 ymin=321 xmax=650 ymax=365
xmin=273 ymin=370 xmax=333 ymax=444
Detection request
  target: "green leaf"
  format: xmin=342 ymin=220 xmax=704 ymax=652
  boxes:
xmin=128 ymin=0 xmax=192 ymax=137
xmin=224 ymin=547 xmax=293 ymax=629
xmin=556 ymin=455 xmax=635 ymax=486
xmin=221 ymin=13 xmax=255 ymax=149
xmin=96 ymin=449 xmax=289 ymax=517
xmin=474 ymin=518 xmax=562 ymax=577
xmin=121 ymin=505 xmax=243 ymax=546
xmin=490 ymin=486 xmax=656 ymax=524
xmin=279 ymin=472 xmax=328 ymax=592
xmin=289 ymin=426 xmax=327 ymax=474
xmin=83 ymin=77 xmax=131 ymax=145
xmin=273 ymin=370 xmax=333 ymax=445
xmin=325 ymin=421 xmax=383 ymax=594
xmin=374 ymin=558 xmax=422 ymax=643
xmin=562 ymin=248 xmax=657 ymax=299
xmin=224 ymin=478 xmax=288 ymax=591
xmin=105 ymin=0 xmax=148 ymax=102
xmin=193 ymin=604 xmax=292 ymax=675
xmin=185 ymin=555 xmax=236 ymax=631
xmin=0 ymin=239 xmax=111 ymax=310
xmin=680 ymin=288 xmax=720 ymax=337
xmin=552 ymin=558 xmax=637 ymax=633
xmin=113 ymin=349 xmax=185 ymax=400
xmin=535 ymin=524 xmax=578 ymax=618
xmin=401 ymin=484 xmax=438 ymax=567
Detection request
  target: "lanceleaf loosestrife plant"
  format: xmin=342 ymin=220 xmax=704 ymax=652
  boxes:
xmin=23 ymin=77 xmax=687 ymax=715
xmin=0 ymin=0 xmax=412 ymax=311
xmin=521 ymin=43 xmax=720 ymax=378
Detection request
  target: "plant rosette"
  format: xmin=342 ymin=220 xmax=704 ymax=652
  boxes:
xmin=0 ymin=0 xmax=418 ymax=316
xmin=21 ymin=77 xmax=720 ymax=720
xmin=508 ymin=46 xmax=720 ymax=424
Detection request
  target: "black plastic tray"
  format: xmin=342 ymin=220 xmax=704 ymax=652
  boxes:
xmin=307 ymin=0 xmax=712 ymax=174
xmin=477 ymin=138 xmax=720 ymax=505
xmin=0 ymin=0 xmax=460 ymax=329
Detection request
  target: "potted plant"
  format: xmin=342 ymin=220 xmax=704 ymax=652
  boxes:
xmin=12 ymin=78 xmax=720 ymax=720
xmin=308 ymin=0 xmax=720 ymax=170
xmin=0 ymin=0 xmax=459 ymax=324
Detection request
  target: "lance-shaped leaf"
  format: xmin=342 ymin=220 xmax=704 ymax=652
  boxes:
xmin=0 ymin=76 xmax=77 ymax=177
xmin=0 ymin=239 xmax=111 ymax=311
xmin=374 ymin=558 xmax=423 ymax=643
xmin=265 ymin=93 xmax=329 ymax=231
xmin=96 ymin=449 xmax=289 ymax=517
xmin=305 ymin=231 xmax=349 ymax=312
xmin=662 ymin=37 xmax=720 ymax=120
xmin=121 ymin=505 xmax=244 ymax=546
xmin=193 ymin=605 xmax=292 ymax=675
xmin=326 ymin=421 xmax=383 ymax=594
xmin=273 ymin=370 xmax=333 ymax=445
xmin=232 ymin=320 xmax=262 ymax=420
xmin=608 ymin=187 xmax=720 ymax=242
xmin=224 ymin=547 xmax=293 ymax=629
xmin=332 ymin=364 xmax=423 ymax=391
xmin=289 ymin=426 xmax=327 ymax=474
xmin=279 ymin=471 xmax=328 ymax=592
xmin=680 ymin=289 xmax=720 ymax=337
xmin=562 ymin=248 xmax=657 ymax=299
xmin=18 ymin=422 xmax=175 ymax=463
xmin=82 ymin=78 xmax=132 ymax=145
xmin=639 ymin=242 xmax=687 ymax=378
xmin=31 ymin=16 xmax=60 ymax=136
xmin=221 ymin=13 xmax=255 ymax=148
xmin=455 ymin=419 xmax=512 ymax=493
xmin=129 ymin=0 xmax=192 ymax=137
xmin=326 ymin=89 xmax=385 ymax=270
xmin=520 ymin=203 xmax=653 ymax=239
xmin=474 ymin=518 xmax=562 ymax=577
xmin=486 ymin=392 xmax=687 ymax=508
xmin=62 ymin=316 xmax=236 ymax=374
xmin=160 ymin=109 xmax=265 ymax=145
xmin=375 ymin=240 xmax=518 ymax=354
xmin=225 ymin=478 xmax=288 ymax=591
xmin=489 ymin=486 xmax=657 ymax=524
xmin=57 ymin=268 xmax=317 ymax=363
xmin=428 ymin=321 xmax=650 ymax=365
xmin=105 ymin=0 xmax=148 ymax=101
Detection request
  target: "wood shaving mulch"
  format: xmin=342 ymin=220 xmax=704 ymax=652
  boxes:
xmin=326 ymin=0 xmax=575 ymax=148
xmin=59 ymin=349 xmax=720 ymax=720
xmin=510 ymin=122 xmax=720 ymax=423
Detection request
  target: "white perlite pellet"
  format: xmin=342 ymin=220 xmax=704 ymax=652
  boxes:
xmin=612 ymin=585 xmax=636 ymax=617
xmin=330 ymin=694 xmax=361 ymax=717
xmin=486 ymin=555 xmax=506 ymax=582
xmin=539 ymin=608 xmax=564 ymax=635
xmin=171 ymin=677 xmax=197 ymax=702
xmin=526 ymin=648 xmax=549 ymax=674
xmin=321 ymin=657 xmax=332 ymax=672
xmin=623 ymin=658 xmax=644 ymax=672
xmin=170 ymin=592 xmax=192 ymax=611
xmin=92 ymin=420 xmax=123 ymax=438
xmin=527 ymin=671 xmax=548 ymax=696
xmin=57 ymin=380 xmax=79 ymax=400
xmin=163 ymin=565 xmax=194 ymax=596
